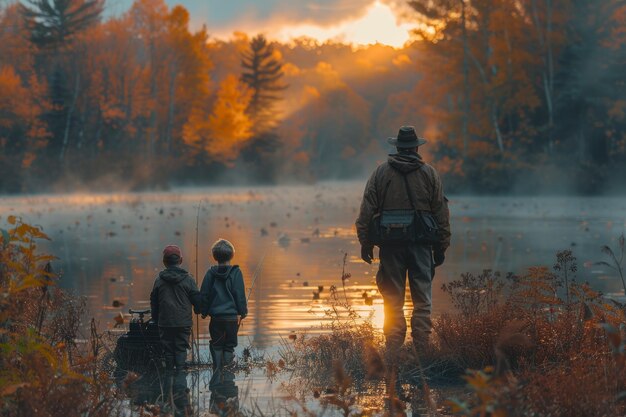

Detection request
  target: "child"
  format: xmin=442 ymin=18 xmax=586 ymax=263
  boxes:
xmin=150 ymin=244 xmax=201 ymax=370
xmin=200 ymin=239 xmax=247 ymax=383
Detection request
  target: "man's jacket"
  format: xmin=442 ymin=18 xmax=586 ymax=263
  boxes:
xmin=150 ymin=266 xmax=201 ymax=327
xmin=200 ymin=265 xmax=248 ymax=319
xmin=355 ymin=152 xmax=451 ymax=249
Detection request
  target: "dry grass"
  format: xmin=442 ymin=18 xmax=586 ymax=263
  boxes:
xmin=276 ymin=245 xmax=626 ymax=417
xmin=0 ymin=216 xmax=124 ymax=416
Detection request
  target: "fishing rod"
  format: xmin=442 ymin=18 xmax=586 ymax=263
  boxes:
xmin=193 ymin=201 xmax=203 ymax=363
xmin=247 ymin=249 xmax=268 ymax=302
xmin=193 ymin=200 xmax=203 ymax=417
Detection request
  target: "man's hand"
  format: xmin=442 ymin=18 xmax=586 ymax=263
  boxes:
xmin=361 ymin=245 xmax=374 ymax=264
xmin=433 ymin=246 xmax=446 ymax=267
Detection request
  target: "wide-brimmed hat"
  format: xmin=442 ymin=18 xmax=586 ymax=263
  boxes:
xmin=387 ymin=126 xmax=427 ymax=148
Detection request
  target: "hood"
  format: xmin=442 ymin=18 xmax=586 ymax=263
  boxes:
xmin=159 ymin=266 xmax=189 ymax=284
xmin=210 ymin=265 xmax=236 ymax=281
xmin=387 ymin=152 xmax=424 ymax=174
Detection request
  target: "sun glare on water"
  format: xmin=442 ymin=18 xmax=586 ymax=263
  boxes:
xmin=276 ymin=1 xmax=413 ymax=48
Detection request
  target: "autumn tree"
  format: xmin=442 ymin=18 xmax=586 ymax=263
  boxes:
xmin=0 ymin=66 xmax=49 ymax=192
xmin=20 ymin=0 xmax=103 ymax=163
xmin=183 ymin=74 xmax=253 ymax=162
xmin=129 ymin=0 xmax=211 ymax=162
xmin=554 ymin=0 xmax=626 ymax=167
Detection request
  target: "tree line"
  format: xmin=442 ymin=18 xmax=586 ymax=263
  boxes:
xmin=0 ymin=0 xmax=625 ymax=193
xmin=410 ymin=0 xmax=626 ymax=193
xmin=0 ymin=0 xmax=287 ymax=192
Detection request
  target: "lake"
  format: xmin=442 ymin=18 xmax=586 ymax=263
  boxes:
xmin=2 ymin=183 xmax=625 ymax=413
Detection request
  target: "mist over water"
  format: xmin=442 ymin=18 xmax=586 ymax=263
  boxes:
xmin=2 ymin=182 xmax=626 ymax=349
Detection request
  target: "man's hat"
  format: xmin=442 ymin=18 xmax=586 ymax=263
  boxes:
xmin=163 ymin=245 xmax=182 ymax=259
xmin=387 ymin=126 xmax=427 ymax=148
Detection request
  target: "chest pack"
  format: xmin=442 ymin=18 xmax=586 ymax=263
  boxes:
xmin=368 ymin=165 xmax=440 ymax=246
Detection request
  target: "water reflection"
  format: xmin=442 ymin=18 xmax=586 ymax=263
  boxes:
xmin=1 ymin=185 xmax=625 ymax=346
xmin=208 ymin=352 xmax=239 ymax=415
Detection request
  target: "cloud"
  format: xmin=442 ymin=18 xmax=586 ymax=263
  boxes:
xmin=105 ymin=0 xmax=410 ymax=36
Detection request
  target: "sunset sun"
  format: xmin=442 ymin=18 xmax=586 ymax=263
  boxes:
xmin=273 ymin=1 xmax=413 ymax=47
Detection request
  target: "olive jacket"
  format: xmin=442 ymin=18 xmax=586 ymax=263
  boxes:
xmin=150 ymin=266 xmax=201 ymax=327
xmin=355 ymin=152 xmax=451 ymax=250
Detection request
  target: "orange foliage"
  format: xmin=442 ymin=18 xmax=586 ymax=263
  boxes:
xmin=183 ymin=74 xmax=253 ymax=161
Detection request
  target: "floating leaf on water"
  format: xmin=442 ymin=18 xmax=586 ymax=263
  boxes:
xmin=113 ymin=312 xmax=125 ymax=328
xmin=278 ymin=234 xmax=290 ymax=247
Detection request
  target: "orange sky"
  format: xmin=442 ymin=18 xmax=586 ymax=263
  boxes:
xmin=109 ymin=0 xmax=415 ymax=48
xmin=227 ymin=1 xmax=414 ymax=48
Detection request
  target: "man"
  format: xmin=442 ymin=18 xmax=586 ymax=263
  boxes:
xmin=355 ymin=126 xmax=451 ymax=352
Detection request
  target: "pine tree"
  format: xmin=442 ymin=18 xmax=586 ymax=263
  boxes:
xmin=241 ymin=34 xmax=287 ymax=135
xmin=20 ymin=0 xmax=103 ymax=48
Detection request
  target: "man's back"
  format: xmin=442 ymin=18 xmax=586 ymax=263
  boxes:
xmin=355 ymin=152 xmax=451 ymax=250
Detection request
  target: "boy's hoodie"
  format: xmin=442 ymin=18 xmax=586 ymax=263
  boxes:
xmin=150 ymin=265 xmax=201 ymax=327
xmin=200 ymin=265 xmax=248 ymax=319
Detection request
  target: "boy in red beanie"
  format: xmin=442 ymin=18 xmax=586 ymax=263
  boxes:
xmin=150 ymin=245 xmax=200 ymax=414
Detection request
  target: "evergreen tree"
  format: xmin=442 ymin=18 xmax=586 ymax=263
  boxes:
xmin=20 ymin=0 xmax=103 ymax=48
xmin=241 ymin=34 xmax=287 ymax=135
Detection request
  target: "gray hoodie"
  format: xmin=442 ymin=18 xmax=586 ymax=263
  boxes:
xmin=150 ymin=266 xmax=201 ymax=327
xmin=200 ymin=265 xmax=248 ymax=319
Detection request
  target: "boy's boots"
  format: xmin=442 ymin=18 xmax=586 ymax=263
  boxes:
xmin=209 ymin=346 xmax=224 ymax=389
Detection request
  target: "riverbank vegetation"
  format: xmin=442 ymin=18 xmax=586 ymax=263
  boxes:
xmin=0 ymin=217 xmax=122 ymax=416
xmin=274 ymin=240 xmax=626 ymax=417
xmin=1 ymin=0 xmax=625 ymax=193
xmin=2 ymin=217 xmax=626 ymax=416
